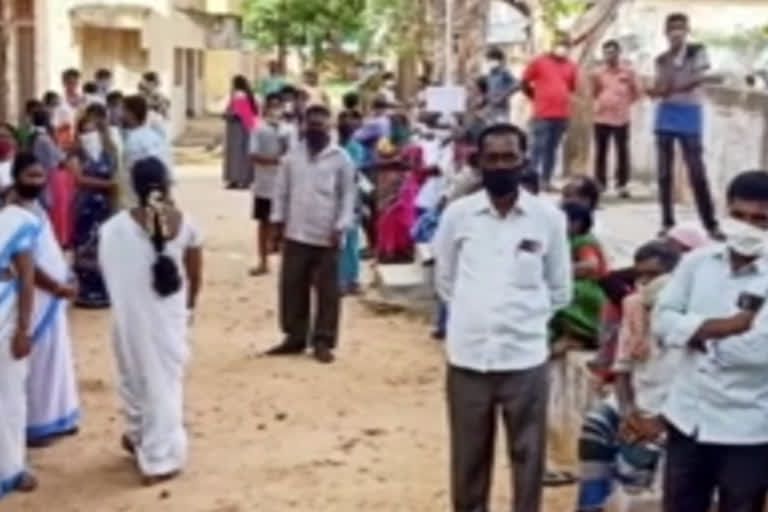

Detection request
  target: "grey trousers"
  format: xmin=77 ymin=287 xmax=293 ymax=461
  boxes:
xmin=447 ymin=363 xmax=549 ymax=512
xmin=279 ymin=239 xmax=340 ymax=348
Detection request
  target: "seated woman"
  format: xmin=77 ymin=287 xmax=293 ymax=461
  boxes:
xmin=588 ymin=268 xmax=638 ymax=381
xmin=550 ymin=201 xmax=609 ymax=355
xmin=589 ymin=223 xmax=709 ymax=376
xmin=563 ymin=175 xmax=601 ymax=210
xmin=576 ymin=241 xmax=683 ymax=512
xmin=375 ymin=135 xmax=427 ymax=263
xmin=562 ymin=175 xmax=603 ymax=236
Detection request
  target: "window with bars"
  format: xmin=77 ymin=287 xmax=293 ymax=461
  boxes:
xmin=12 ymin=0 xmax=34 ymax=20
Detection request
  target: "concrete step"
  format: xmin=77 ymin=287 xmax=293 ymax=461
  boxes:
xmin=377 ymin=263 xmax=425 ymax=288
xmin=362 ymin=263 xmax=435 ymax=317
xmin=415 ymin=242 xmax=434 ymax=266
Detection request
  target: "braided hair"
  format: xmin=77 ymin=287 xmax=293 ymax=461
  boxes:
xmin=131 ymin=157 xmax=182 ymax=297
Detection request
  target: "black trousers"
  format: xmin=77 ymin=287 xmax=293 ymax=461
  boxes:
xmin=447 ymin=364 xmax=549 ymax=512
xmin=663 ymin=423 xmax=768 ymax=512
xmin=594 ymin=123 xmax=630 ymax=189
xmin=279 ymin=239 xmax=340 ymax=349
xmin=656 ymin=132 xmax=718 ymax=231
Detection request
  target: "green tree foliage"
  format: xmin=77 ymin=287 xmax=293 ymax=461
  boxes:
xmin=539 ymin=0 xmax=590 ymax=33
xmin=243 ymin=0 xmax=366 ymax=57
xmin=357 ymin=0 xmax=423 ymax=56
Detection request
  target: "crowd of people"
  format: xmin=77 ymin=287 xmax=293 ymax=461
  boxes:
xmin=222 ymin=11 xmax=768 ymax=512
xmin=2 ymin=8 xmax=768 ymax=512
xmin=0 ymin=67 xmax=201 ymax=495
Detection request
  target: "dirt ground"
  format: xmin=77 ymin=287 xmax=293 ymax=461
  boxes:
xmin=2 ymin=161 xmax=574 ymax=512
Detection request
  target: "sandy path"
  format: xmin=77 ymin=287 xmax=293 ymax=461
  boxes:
xmin=3 ymin=163 xmax=574 ymax=512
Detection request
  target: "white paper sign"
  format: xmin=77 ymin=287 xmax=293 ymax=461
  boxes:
xmin=425 ymin=86 xmax=467 ymax=114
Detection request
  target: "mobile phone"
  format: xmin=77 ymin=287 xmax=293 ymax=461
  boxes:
xmin=518 ymin=239 xmax=540 ymax=253
xmin=737 ymin=292 xmax=765 ymax=313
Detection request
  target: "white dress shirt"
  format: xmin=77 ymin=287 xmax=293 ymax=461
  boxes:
xmin=119 ymin=123 xmax=174 ymax=208
xmin=123 ymin=123 xmax=172 ymax=173
xmin=434 ymin=190 xmax=572 ymax=372
xmin=270 ymin=143 xmax=356 ymax=248
xmin=652 ymin=245 xmax=768 ymax=444
xmin=0 ymin=159 xmax=12 ymax=190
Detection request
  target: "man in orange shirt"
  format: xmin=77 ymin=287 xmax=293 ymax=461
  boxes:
xmin=522 ymin=32 xmax=578 ymax=191
xmin=591 ymin=40 xmax=640 ymax=198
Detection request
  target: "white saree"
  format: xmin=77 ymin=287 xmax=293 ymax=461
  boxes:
xmin=26 ymin=205 xmax=80 ymax=442
xmin=0 ymin=206 xmax=39 ymax=499
xmin=99 ymin=210 xmax=201 ymax=477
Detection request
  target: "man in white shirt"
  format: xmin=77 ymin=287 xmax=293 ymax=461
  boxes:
xmin=433 ymin=123 xmax=572 ymax=512
xmin=267 ymin=105 xmax=356 ymax=364
xmin=119 ymin=95 xmax=173 ymax=208
xmin=652 ymin=169 xmax=768 ymax=512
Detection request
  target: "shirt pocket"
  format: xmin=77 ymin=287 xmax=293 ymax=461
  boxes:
xmin=313 ymin=172 xmax=336 ymax=198
xmin=510 ymin=250 xmax=544 ymax=290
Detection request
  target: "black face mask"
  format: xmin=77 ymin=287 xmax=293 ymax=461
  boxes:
xmin=338 ymin=125 xmax=354 ymax=142
xmin=305 ymin=128 xmax=329 ymax=150
xmin=15 ymin=182 xmax=45 ymax=200
xmin=481 ymin=167 xmax=522 ymax=198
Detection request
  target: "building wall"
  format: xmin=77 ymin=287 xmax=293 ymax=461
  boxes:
xmin=143 ymin=7 xmax=207 ymax=138
xmin=628 ymin=87 xmax=768 ymax=205
xmin=76 ymin=26 xmax=148 ymax=91
xmin=36 ymin=0 xmax=77 ymax=97
xmin=607 ymin=0 xmax=768 ymax=76
xmin=204 ymin=0 xmax=241 ymax=16
xmin=32 ymin=0 xmax=210 ymax=138
xmin=203 ymin=50 xmax=238 ymax=114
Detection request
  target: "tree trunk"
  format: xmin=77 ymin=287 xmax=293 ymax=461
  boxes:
xmin=0 ymin=0 xmax=7 ymax=122
xmin=277 ymin=31 xmax=288 ymax=71
xmin=395 ymin=0 xmax=428 ymax=99
xmin=454 ymin=0 xmax=489 ymax=84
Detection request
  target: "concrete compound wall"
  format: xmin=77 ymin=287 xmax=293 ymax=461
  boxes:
xmin=628 ymin=87 xmax=768 ymax=204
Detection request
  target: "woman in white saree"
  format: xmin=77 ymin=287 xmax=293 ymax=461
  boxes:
xmin=5 ymin=152 xmax=80 ymax=447
xmin=99 ymin=157 xmax=202 ymax=485
xmin=0 ymin=202 xmax=39 ymax=498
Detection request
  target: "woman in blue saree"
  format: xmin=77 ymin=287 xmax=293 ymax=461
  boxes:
xmin=70 ymin=116 xmax=116 ymax=308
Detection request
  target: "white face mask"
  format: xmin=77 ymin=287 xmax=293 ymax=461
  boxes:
xmin=79 ymin=132 xmax=102 ymax=161
xmin=726 ymin=218 xmax=768 ymax=257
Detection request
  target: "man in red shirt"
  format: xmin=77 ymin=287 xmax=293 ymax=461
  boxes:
xmin=522 ymin=32 xmax=578 ymax=190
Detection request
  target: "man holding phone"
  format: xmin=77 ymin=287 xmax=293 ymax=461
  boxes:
xmin=652 ymin=170 xmax=768 ymax=512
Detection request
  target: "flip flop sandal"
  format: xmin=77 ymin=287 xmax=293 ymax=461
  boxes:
xmin=543 ymin=470 xmax=577 ymax=487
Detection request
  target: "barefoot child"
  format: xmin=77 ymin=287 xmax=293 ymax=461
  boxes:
xmin=550 ymin=201 xmax=608 ymax=355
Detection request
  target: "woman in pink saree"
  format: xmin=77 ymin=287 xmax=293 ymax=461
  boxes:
xmin=375 ymin=141 xmax=427 ymax=263
xmin=222 ymin=75 xmax=259 ymax=189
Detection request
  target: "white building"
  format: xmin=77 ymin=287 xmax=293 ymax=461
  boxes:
xmin=0 ymin=0 xmax=245 ymax=137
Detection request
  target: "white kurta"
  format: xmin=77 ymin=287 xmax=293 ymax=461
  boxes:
xmin=99 ymin=210 xmax=202 ymax=477
xmin=0 ymin=206 xmax=39 ymax=499
xmin=26 ymin=205 xmax=80 ymax=441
